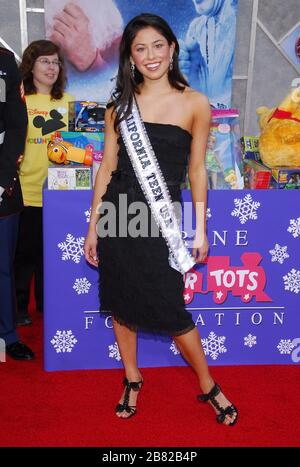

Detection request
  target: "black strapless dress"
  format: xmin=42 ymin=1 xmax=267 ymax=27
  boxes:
xmin=98 ymin=123 xmax=195 ymax=336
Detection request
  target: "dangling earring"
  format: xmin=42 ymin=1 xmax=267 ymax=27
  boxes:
xmin=169 ymin=57 xmax=173 ymax=71
xmin=130 ymin=62 xmax=135 ymax=78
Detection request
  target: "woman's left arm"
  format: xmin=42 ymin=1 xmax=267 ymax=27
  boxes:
xmin=188 ymin=92 xmax=211 ymax=263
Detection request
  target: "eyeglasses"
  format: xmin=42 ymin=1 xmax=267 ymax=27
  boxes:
xmin=36 ymin=58 xmax=61 ymax=67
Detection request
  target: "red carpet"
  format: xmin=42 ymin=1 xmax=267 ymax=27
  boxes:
xmin=1 ymin=299 xmax=299 ymax=447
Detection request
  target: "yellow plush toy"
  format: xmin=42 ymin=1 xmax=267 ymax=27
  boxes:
xmin=256 ymin=88 xmax=300 ymax=167
xmin=47 ymin=140 xmax=93 ymax=166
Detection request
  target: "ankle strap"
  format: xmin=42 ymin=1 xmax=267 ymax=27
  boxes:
xmin=198 ymin=383 xmax=221 ymax=402
xmin=123 ymin=377 xmax=143 ymax=391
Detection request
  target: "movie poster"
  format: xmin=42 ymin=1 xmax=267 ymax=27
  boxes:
xmin=279 ymin=23 xmax=300 ymax=73
xmin=45 ymin=0 xmax=238 ymax=108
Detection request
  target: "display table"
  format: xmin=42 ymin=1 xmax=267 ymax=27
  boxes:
xmin=43 ymin=188 xmax=300 ymax=371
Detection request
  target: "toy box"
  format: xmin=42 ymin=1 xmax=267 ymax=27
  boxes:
xmin=48 ymin=165 xmax=92 ymax=190
xmin=240 ymin=136 xmax=261 ymax=161
xmin=271 ymin=167 xmax=300 ymax=185
xmin=269 ymin=179 xmax=300 ymax=189
xmin=243 ymin=160 xmax=271 ymax=189
xmin=52 ymin=131 xmax=104 ymax=152
xmin=205 ymin=109 xmax=244 ymax=189
xmin=69 ymin=101 xmax=106 ymax=132
xmin=92 ymin=151 xmax=103 ymax=187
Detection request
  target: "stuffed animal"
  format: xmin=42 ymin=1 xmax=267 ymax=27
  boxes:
xmin=256 ymin=88 xmax=300 ymax=167
xmin=47 ymin=140 xmax=93 ymax=165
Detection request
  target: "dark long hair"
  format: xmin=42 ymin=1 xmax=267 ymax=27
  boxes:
xmin=110 ymin=13 xmax=189 ymax=130
xmin=20 ymin=40 xmax=66 ymax=99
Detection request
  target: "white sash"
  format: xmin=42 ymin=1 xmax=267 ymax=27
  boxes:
xmin=118 ymin=97 xmax=195 ymax=274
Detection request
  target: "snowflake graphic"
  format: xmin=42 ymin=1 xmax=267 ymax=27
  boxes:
xmin=283 ymin=268 xmax=300 ymax=293
xmin=287 ymin=217 xmax=300 ymax=238
xmin=58 ymin=233 xmax=85 ymax=263
xmin=170 ymin=341 xmax=180 ymax=356
xmin=108 ymin=342 xmax=121 ymax=361
xmin=231 ymin=194 xmax=260 ymax=224
xmin=206 ymin=208 xmax=212 ymax=219
xmin=50 ymin=330 xmax=78 ymax=353
xmin=269 ymin=244 xmax=289 ymax=264
xmin=244 ymin=334 xmax=257 ymax=348
xmin=201 ymin=331 xmax=227 ymax=360
xmin=85 ymin=207 xmax=91 ymax=223
xmin=73 ymin=277 xmax=91 ymax=295
xmin=277 ymin=339 xmax=295 ymax=354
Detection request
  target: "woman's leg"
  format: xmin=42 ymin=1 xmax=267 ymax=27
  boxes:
xmin=174 ymin=327 xmax=237 ymax=425
xmin=112 ymin=318 xmax=143 ymax=418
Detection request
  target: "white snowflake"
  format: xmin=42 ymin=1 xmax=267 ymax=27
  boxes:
xmin=50 ymin=330 xmax=78 ymax=353
xmin=283 ymin=268 xmax=300 ymax=293
xmin=277 ymin=339 xmax=295 ymax=354
xmin=206 ymin=208 xmax=212 ymax=219
xmin=170 ymin=341 xmax=180 ymax=356
xmin=85 ymin=207 xmax=91 ymax=223
xmin=244 ymin=334 xmax=257 ymax=348
xmin=201 ymin=331 xmax=227 ymax=360
xmin=73 ymin=277 xmax=91 ymax=295
xmin=287 ymin=217 xmax=300 ymax=238
xmin=108 ymin=342 xmax=121 ymax=361
xmin=58 ymin=233 xmax=85 ymax=263
xmin=269 ymin=244 xmax=289 ymax=264
xmin=231 ymin=194 xmax=260 ymax=224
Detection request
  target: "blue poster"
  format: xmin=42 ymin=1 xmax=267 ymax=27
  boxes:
xmin=280 ymin=23 xmax=300 ymax=72
xmin=45 ymin=0 xmax=238 ymax=108
xmin=43 ymin=189 xmax=300 ymax=371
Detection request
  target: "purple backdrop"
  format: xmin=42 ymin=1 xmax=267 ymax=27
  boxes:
xmin=43 ymin=189 xmax=300 ymax=371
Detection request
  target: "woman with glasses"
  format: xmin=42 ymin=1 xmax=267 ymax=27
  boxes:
xmin=14 ymin=40 xmax=72 ymax=325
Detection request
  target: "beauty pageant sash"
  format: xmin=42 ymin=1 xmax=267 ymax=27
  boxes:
xmin=117 ymin=97 xmax=195 ymax=274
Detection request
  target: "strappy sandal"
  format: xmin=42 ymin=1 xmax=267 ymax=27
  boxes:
xmin=197 ymin=383 xmax=238 ymax=426
xmin=115 ymin=377 xmax=143 ymax=419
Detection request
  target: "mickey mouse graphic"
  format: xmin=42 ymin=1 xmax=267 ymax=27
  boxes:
xmin=33 ymin=108 xmax=66 ymax=135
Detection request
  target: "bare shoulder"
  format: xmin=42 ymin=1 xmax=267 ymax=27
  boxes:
xmin=184 ymin=88 xmax=211 ymax=119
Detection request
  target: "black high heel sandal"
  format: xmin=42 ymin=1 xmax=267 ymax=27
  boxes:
xmin=197 ymin=383 xmax=238 ymax=426
xmin=115 ymin=377 xmax=143 ymax=419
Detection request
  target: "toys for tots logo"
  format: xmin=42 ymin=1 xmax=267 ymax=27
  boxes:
xmin=184 ymin=252 xmax=272 ymax=305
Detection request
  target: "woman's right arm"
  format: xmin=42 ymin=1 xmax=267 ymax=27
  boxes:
xmin=84 ymin=106 xmax=119 ymax=266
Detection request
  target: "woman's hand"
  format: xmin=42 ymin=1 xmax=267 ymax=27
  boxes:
xmin=192 ymin=232 xmax=209 ymax=263
xmin=84 ymin=227 xmax=99 ymax=267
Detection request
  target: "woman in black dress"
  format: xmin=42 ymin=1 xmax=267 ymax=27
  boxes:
xmin=84 ymin=13 xmax=237 ymax=426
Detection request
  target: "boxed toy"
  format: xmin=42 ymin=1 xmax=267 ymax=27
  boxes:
xmin=271 ymin=167 xmax=300 ymax=185
xmin=240 ymin=136 xmax=261 ymax=161
xmin=92 ymin=151 xmax=104 ymax=187
xmin=269 ymin=179 xmax=300 ymax=189
xmin=205 ymin=109 xmax=244 ymax=189
xmin=243 ymin=160 xmax=271 ymax=189
xmin=48 ymin=165 xmax=92 ymax=190
xmin=69 ymin=101 xmax=106 ymax=132
xmin=52 ymin=131 xmax=104 ymax=153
